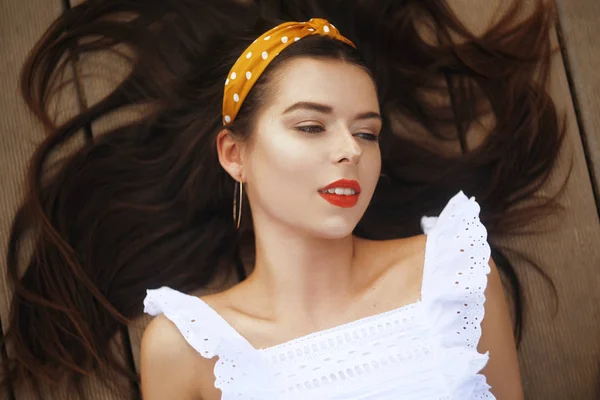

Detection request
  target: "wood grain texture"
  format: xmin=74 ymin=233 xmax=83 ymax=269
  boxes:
xmin=555 ymin=0 xmax=600 ymax=206
xmin=446 ymin=1 xmax=600 ymax=399
xmin=0 ymin=1 xmax=134 ymax=399
xmin=0 ymin=1 xmax=65 ymax=399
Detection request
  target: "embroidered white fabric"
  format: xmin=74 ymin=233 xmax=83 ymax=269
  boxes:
xmin=143 ymin=190 xmax=496 ymax=399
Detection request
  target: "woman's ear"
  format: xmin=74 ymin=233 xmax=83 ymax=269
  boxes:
xmin=216 ymin=128 xmax=244 ymax=181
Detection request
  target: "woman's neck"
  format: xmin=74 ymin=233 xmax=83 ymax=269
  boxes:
xmin=242 ymin=222 xmax=363 ymax=326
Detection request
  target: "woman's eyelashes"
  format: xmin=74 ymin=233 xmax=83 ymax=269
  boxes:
xmin=355 ymin=132 xmax=379 ymax=142
xmin=296 ymin=125 xmax=325 ymax=134
xmin=295 ymin=125 xmax=379 ymax=141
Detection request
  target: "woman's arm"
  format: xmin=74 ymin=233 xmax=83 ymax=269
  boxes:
xmin=478 ymin=257 xmax=525 ymax=399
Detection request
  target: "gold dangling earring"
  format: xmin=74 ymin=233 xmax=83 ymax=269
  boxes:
xmin=233 ymin=180 xmax=243 ymax=230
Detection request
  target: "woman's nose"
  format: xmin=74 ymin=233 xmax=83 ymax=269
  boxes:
xmin=331 ymin=129 xmax=362 ymax=164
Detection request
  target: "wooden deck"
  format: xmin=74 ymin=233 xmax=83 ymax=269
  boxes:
xmin=1 ymin=1 xmax=599 ymax=399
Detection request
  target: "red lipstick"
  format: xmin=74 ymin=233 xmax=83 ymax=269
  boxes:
xmin=318 ymin=179 xmax=361 ymax=208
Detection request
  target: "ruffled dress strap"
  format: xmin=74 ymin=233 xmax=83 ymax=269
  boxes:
xmin=143 ymin=286 xmax=272 ymax=398
xmin=420 ymin=191 xmax=496 ymax=399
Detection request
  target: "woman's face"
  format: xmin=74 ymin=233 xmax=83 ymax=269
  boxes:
xmin=243 ymin=57 xmax=382 ymax=239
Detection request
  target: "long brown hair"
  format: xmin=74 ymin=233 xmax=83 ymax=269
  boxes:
xmin=2 ymin=0 xmax=565 ymax=398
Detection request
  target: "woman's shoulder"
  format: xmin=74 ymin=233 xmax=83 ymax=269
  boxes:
xmin=141 ymin=314 xmax=208 ymax=366
xmin=141 ymin=314 xmax=219 ymax=400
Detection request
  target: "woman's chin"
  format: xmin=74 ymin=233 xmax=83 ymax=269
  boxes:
xmin=310 ymin=219 xmax=358 ymax=240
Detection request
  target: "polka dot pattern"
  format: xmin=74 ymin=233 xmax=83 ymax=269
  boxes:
xmin=222 ymin=18 xmax=355 ymax=124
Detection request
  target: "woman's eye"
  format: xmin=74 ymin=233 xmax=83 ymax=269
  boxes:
xmin=355 ymin=132 xmax=379 ymax=142
xmin=296 ymin=125 xmax=325 ymax=134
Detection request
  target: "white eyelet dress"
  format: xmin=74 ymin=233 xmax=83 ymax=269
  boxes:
xmin=143 ymin=190 xmax=496 ymax=399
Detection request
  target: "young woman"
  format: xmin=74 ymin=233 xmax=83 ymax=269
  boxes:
xmin=2 ymin=1 xmax=563 ymax=399
xmin=140 ymin=17 xmax=522 ymax=399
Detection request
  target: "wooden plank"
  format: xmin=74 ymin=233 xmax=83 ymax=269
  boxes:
xmin=555 ymin=0 xmax=600 ymax=208
xmin=446 ymin=1 xmax=600 ymax=399
xmin=0 ymin=1 xmax=134 ymax=399
xmin=0 ymin=2 xmax=66 ymax=398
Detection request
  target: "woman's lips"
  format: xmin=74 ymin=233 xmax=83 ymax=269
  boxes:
xmin=318 ymin=191 xmax=359 ymax=208
xmin=318 ymin=179 xmax=361 ymax=208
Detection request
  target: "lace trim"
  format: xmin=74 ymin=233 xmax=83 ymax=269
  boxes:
xmin=421 ymin=191 xmax=495 ymax=399
xmin=261 ymin=303 xmax=430 ymax=397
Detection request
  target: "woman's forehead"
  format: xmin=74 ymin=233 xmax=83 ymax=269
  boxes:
xmin=269 ymin=58 xmax=379 ymax=111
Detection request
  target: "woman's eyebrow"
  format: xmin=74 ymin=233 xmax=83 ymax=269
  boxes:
xmin=282 ymin=102 xmax=333 ymax=115
xmin=283 ymin=102 xmax=381 ymax=121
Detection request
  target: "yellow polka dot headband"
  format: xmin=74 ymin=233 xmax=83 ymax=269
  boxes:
xmin=222 ymin=18 xmax=356 ymax=125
